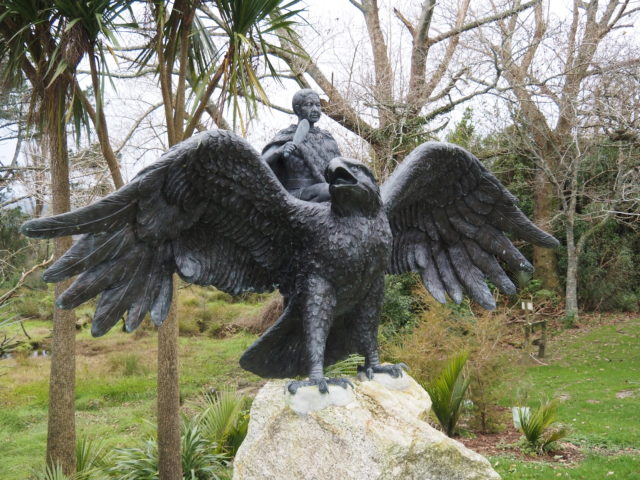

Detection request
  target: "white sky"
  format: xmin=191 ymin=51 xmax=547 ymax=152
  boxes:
xmin=1 ymin=0 xmax=637 ymax=203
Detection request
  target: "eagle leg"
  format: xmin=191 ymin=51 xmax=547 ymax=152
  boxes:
xmin=349 ymin=277 xmax=408 ymax=380
xmin=290 ymin=274 xmax=339 ymax=394
xmin=286 ymin=377 xmax=353 ymax=395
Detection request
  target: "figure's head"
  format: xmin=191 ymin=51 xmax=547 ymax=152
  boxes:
xmin=292 ymin=89 xmax=322 ymax=125
xmin=325 ymin=157 xmax=382 ymax=217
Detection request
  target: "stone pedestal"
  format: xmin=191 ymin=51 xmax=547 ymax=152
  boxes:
xmin=233 ymin=373 xmax=500 ymax=480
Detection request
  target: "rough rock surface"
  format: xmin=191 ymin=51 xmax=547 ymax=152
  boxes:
xmin=233 ymin=374 xmax=501 ymax=480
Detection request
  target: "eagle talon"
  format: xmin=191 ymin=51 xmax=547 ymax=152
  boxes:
xmin=286 ymin=377 xmax=353 ymax=395
xmin=359 ymin=363 xmax=408 ymax=380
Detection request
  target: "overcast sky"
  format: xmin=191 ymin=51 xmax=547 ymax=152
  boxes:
xmin=0 ymin=0 xmax=631 ymax=198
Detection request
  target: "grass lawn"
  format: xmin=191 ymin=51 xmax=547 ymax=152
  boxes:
xmin=0 ymin=314 xmax=260 ymax=480
xmin=493 ymin=316 xmax=640 ymax=479
xmin=2 ymin=284 xmax=639 ymax=479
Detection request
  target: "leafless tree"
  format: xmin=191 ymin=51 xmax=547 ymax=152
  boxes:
xmin=483 ymin=0 xmax=640 ymax=315
xmin=270 ymin=0 xmax=538 ymax=178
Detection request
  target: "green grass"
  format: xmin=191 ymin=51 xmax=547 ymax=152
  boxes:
xmin=494 ymin=317 xmax=640 ymax=479
xmin=494 ymin=454 xmax=640 ymax=479
xmin=0 ymin=285 xmax=261 ymax=480
xmin=3 ymin=284 xmax=639 ymax=480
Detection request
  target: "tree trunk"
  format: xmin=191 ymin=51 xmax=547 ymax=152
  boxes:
xmin=532 ymin=167 xmax=561 ymax=293
xmin=87 ymin=50 xmax=124 ymax=190
xmin=565 ymin=224 xmax=579 ymax=317
xmin=45 ymin=85 xmax=76 ymax=476
xmin=157 ymin=279 xmax=182 ymax=479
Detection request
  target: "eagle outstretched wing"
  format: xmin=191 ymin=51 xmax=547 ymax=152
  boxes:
xmin=381 ymin=142 xmax=559 ymax=309
xmin=21 ymin=130 xmax=313 ymax=336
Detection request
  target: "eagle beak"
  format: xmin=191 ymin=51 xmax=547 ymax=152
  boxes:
xmin=326 ymin=158 xmax=357 ymax=186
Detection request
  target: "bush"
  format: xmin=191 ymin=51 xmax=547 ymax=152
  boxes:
xmin=176 ymin=285 xmax=271 ymax=337
xmin=424 ymin=352 xmax=470 ymax=437
xmin=385 ymin=290 xmax=523 ymax=432
xmin=517 ymin=398 xmax=568 ymax=454
xmin=325 ymin=353 xmax=365 ymax=378
xmin=30 ymin=463 xmax=70 ymax=480
xmin=107 ymin=439 xmax=159 ymax=480
xmin=179 ymin=316 xmax=202 ymax=336
xmin=379 ymin=273 xmax=422 ymax=341
xmin=199 ymin=389 xmax=251 ymax=458
xmin=76 ymin=436 xmax=108 ymax=480
xmin=180 ymin=420 xmax=230 ymax=480
xmin=1 ymin=313 xmax=23 ymax=357
xmin=108 ymin=353 xmax=149 ymax=377
xmin=12 ymin=290 xmax=54 ymax=321
xmin=30 ymin=436 xmax=108 ymax=480
xmin=107 ymin=421 xmax=229 ymax=480
xmin=0 ymin=207 xmax=30 ymax=286
xmin=234 ymin=296 xmax=283 ymax=334
xmin=558 ymin=220 xmax=640 ymax=312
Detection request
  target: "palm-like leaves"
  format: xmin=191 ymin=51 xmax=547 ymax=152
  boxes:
xmin=31 ymin=463 xmax=71 ymax=480
xmin=209 ymin=0 xmax=304 ymax=124
xmin=180 ymin=420 xmax=229 ymax=480
xmin=198 ymin=389 xmax=251 ymax=458
xmin=53 ymin=0 xmax=135 ymax=90
xmin=424 ymin=352 xmax=471 ymax=437
xmin=135 ymin=0 xmax=304 ymax=138
xmin=0 ymin=0 xmax=131 ymax=138
xmin=75 ymin=436 xmax=108 ymax=480
xmin=517 ymin=399 xmax=568 ymax=453
xmin=325 ymin=353 xmax=366 ymax=377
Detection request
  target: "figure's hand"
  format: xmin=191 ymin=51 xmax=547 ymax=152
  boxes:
xmin=282 ymin=141 xmax=297 ymax=159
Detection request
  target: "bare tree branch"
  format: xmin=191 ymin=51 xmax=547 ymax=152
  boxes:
xmin=0 ymin=255 xmax=54 ymax=307
xmin=429 ymin=0 xmax=540 ymax=47
xmin=0 ymin=195 xmax=32 ymax=208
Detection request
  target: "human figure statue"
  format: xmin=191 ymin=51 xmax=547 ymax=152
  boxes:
xmin=262 ymin=89 xmax=341 ymax=202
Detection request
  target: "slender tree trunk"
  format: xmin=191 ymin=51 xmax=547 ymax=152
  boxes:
xmin=532 ymin=166 xmax=561 ymax=293
xmin=565 ymin=223 xmax=578 ymax=317
xmin=87 ymin=48 xmax=124 ymax=189
xmin=45 ymin=85 xmax=76 ymax=476
xmin=157 ymin=280 xmax=182 ymax=479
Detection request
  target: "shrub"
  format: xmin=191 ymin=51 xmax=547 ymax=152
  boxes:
xmin=517 ymin=398 xmax=568 ymax=454
xmin=199 ymin=389 xmax=251 ymax=458
xmin=12 ymin=291 xmax=54 ymax=321
xmin=205 ymin=321 xmax=225 ymax=338
xmin=561 ymin=312 xmax=577 ymax=329
xmin=30 ymin=436 xmax=107 ymax=480
xmin=325 ymin=354 xmax=365 ymax=377
xmin=379 ymin=274 xmax=422 ymax=341
xmin=1 ymin=314 xmax=23 ymax=358
xmin=558 ymin=220 xmax=640 ymax=312
xmin=385 ymin=290 xmax=523 ymax=433
xmin=107 ymin=440 xmax=158 ymax=480
xmin=107 ymin=422 xmax=229 ymax=480
xmin=424 ymin=352 xmax=470 ymax=437
xmin=0 ymin=207 xmax=31 ymax=286
xmin=108 ymin=353 xmax=149 ymax=377
xmin=76 ymin=436 xmax=108 ymax=480
xmin=234 ymin=296 xmax=283 ymax=334
xmin=30 ymin=463 xmax=70 ymax=480
xmin=179 ymin=316 xmax=202 ymax=336
xmin=180 ymin=420 xmax=230 ymax=480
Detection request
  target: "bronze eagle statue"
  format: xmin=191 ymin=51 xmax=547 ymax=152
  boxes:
xmin=21 ymin=130 xmax=558 ymax=393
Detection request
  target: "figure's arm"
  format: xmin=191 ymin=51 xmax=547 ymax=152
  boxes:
xmin=262 ymin=140 xmax=302 ymax=189
xmin=262 ymin=143 xmax=296 ymax=167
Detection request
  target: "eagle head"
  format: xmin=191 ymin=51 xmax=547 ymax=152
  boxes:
xmin=325 ymin=157 xmax=382 ymax=217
